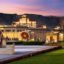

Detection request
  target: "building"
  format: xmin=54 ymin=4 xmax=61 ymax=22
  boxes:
xmin=0 ymin=14 xmax=64 ymax=44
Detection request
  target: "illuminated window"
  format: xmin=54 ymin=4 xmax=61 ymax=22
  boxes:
xmin=31 ymin=21 xmax=36 ymax=28
xmin=59 ymin=33 xmax=63 ymax=41
xmin=54 ymin=26 xmax=60 ymax=30
xmin=43 ymin=25 xmax=47 ymax=29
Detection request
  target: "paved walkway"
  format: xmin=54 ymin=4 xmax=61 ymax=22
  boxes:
xmin=0 ymin=45 xmax=61 ymax=63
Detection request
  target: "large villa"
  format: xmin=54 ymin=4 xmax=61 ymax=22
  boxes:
xmin=0 ymin=14 xmax=64 ymax=43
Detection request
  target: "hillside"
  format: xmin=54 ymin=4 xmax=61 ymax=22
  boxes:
xmin=0 ymin=13 xmax=64 ymax=28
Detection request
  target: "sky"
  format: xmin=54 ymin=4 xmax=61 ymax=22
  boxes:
xmin=0 ymin=0 xmax=64 ymax=16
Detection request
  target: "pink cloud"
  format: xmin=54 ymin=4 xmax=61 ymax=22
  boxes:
xmin=0 ymin=3 xmax=63 ymax=16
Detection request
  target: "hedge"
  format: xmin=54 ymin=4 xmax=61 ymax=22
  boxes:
xmin=7 ymin=41 xmax=45 ymax=45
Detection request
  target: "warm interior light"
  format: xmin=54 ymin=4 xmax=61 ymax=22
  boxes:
xmin=31 ymin=21 xmax=36 ymax=28
xmin=43 ymin=25 xmax=47 ymax=29
xmin=54 ymin=26 xmax=60 ymax=30
xmin=59 ymin=33 xmax=63 ymax=41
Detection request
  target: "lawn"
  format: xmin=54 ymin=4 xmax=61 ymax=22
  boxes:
xmin=9 ymin=49 xmax=64 ymax=64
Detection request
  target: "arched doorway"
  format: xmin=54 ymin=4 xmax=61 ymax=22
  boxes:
xmin=46 ymin=32 xmax=58 ymax=44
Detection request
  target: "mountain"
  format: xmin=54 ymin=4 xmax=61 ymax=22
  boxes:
xmin=23 ymin=14 xmax=61 ymax=28
xmin=0 ymin=13 xmax=20 ymax=25
xmin=0 ymin=13 xmax=64 ymax=28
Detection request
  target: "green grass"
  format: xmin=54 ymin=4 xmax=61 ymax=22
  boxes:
xmin=9 ymin=49 xmax=64 ymax=64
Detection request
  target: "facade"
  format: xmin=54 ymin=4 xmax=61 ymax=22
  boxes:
xmin=0 ymin=14 xmax=64 ymax=44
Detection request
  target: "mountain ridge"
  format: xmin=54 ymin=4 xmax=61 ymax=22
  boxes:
xmin=0 ymin=13 xmax=64 ymax=28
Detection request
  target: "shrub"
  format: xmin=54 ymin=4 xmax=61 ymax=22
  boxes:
xmin=7 ymin=41 xmax=45 ymax=45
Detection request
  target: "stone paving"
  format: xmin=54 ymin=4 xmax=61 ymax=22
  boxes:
xmin=0 ymin=45 xmax=61 ymax=63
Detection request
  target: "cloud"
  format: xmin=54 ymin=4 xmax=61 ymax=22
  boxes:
xmin=0 ymin=0 xmax=64 ymax=16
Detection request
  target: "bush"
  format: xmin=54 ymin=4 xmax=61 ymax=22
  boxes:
xmin=7 ymin=41 xmax=45 ymax=45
